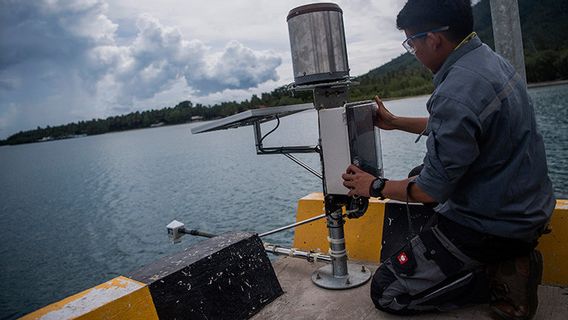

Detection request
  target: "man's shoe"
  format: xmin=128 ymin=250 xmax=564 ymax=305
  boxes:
xmin=489 ymin=250 xmax=543 ymax=320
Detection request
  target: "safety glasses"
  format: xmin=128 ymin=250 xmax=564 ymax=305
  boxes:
xmin=402 ymin=26 xmax=450 ymax=54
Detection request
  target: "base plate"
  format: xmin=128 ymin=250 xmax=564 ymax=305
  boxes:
xmin=311 ymin=263 xmax=372 ymax=290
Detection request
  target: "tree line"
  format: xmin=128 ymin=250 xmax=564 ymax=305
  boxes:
xmin=0 ymin=89 xmax=312 ymax=146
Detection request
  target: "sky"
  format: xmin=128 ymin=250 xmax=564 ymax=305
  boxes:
xmin=0 ymin=0 xmax=479 ymax=139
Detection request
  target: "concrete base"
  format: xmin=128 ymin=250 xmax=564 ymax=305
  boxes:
xmin=252 ymin=257 xmax=568 ymax=320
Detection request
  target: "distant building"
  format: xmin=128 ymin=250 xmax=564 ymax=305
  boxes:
xmin=191 ymin=116 xmax=204 ymax=121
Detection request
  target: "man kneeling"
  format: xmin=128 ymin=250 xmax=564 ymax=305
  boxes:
xmin=341 ymin=1 xmax=555 ymax=319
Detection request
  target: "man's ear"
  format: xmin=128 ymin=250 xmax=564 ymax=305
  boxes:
xmin=427 ymin=32 xmax=443 ymax=50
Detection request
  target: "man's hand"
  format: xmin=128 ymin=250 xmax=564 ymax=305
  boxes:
xmin=374 ymin=95 xmax=398 ymax=130
xmin=342 ymin=164 xmax=376 ymax=197
xmin=374 ymin=95 xmax=429 ymax=134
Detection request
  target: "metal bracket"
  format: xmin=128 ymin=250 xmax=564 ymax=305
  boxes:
xmin=252 ymin=120 xmax=322 ymax=180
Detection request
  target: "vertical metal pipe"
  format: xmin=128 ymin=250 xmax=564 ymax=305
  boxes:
xmin=253 ymin=121 xmax=263 ymax=152
xmin=318 ymin=105 xmax=348 ymax=279
xmin=490 ymin=0 xmax=527 ymax=84
xmin=327 ymin=207 xmax=348 ymax=276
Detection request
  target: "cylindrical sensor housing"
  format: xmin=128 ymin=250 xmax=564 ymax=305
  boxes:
xmin=287 ymin=3 xmax=350 ymax=85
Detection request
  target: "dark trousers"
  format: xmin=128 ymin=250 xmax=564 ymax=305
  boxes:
xmin=370 ymin=214 xmax=537 ymax=314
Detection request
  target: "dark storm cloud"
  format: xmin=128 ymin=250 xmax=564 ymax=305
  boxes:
xmin=0 ymin=0 xmax=281 ymax=138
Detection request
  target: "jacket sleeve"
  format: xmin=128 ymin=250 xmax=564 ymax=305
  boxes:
xmin=415 ymin=95 xmax=482 ymax=203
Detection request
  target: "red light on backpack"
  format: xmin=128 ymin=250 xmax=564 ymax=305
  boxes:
xmin=397 ymin=252 xmax=409 ymax=265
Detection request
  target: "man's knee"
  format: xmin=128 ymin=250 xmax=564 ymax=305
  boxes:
xmin=370 ymin=264 xmax=394 ymax=309
xmin=370 ymin=264 xmax=418 ymax=315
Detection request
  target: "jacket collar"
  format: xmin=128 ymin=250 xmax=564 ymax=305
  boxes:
xmin=433 ymin=36 xmax=483 ymax=88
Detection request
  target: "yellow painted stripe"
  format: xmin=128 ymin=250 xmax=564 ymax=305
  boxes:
xmin=293 ymin=193 xmax=568 ymax=286
xmin=538 ymin=199 xmax=568 ymax=286
xmin=20 ymin=276 xmax=159 ymax=320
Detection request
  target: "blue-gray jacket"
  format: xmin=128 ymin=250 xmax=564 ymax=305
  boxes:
xmin=415 ymin=36 xmax=555 ymax=240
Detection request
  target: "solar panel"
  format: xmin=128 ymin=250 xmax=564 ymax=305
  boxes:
xmin=190 ymin=103 xmax=314 ymax=134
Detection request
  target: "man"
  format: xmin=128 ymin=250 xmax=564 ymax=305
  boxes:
xmin=341 ymin=0 xmax=555 ymax=319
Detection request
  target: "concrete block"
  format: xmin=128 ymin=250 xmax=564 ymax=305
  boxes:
xmin=130 ymin=232 xmax=283 ymax=320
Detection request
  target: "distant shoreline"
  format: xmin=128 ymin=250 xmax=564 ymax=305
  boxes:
xmin=383 ymin=79 xmax=568 ymax=102
xmin=527 ymin=79 xmax=568 ymax=89
xmin=2 ymin=79 xmax=566 ymax=145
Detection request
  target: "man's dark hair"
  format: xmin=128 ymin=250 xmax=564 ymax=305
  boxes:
xmin=396 ymin=0 xmax=473 ymax=42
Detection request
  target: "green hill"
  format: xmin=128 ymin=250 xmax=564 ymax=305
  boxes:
xmin=475 ymin=0 xmax=568 ymax=82
xmin=350 ymin=53 xmax=432 ymax=101
xmin=2 ymin=0 xmax=566 ymax=146
xmin=352 ymin=0 xmax=568 ymax=101
xmin=475 ymin=0 xmax=568 ymax=51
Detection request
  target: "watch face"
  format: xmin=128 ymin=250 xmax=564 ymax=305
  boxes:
xmin=372 ymin=178 xmax=384 ymax=197
xmin=373 ymin=178 xmax=384 ymax=190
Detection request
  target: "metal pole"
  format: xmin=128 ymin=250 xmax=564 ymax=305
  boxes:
xmin=182 ymin=229 xmax=217 ymax=238
xmin=308 ymin=88 xmax=371 ymax=290
xmin=182 ymin=213 xmax=327 ymax=240
xmin=490 ymin=0 xmax=527 ymax=84
xmin=326 ymin=206 xmax=348 ymax=277
xmin=259 ymin=213 xmax=326 ymax=237
xmin=286 ymin=3 xmax=370 ymax=289
xmin=314 ymin=86 xmax=351 ymax=282
xmin=282 ymin=153 xmax=323 ymax=180
xmin=263 ymin=243 xmax=333 ymax=263
xmin=178 ymin=228 xmax=333 ymax=263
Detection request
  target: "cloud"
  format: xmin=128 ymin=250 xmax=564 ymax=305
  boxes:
xmin=0 ymin=0 xmax=116 ymax=71
xmin=96 ymin=15 xmax=281 ymax=100
xmin=0 ymin=0 xmax=282 ymax=137
xmin=186 ymin=40 xmax=281 ymax=94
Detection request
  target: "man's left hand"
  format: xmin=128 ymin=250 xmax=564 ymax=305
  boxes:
xmin=342 ymin=164 xmax=376 ymax=197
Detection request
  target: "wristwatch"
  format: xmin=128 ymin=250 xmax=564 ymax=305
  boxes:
xmin=369 ymin=177 xmax=388 ymax=198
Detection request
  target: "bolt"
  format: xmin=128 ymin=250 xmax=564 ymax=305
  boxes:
xmin=346 ymin=278 xmax=351 ymax=285
xmin=316 ymin=273 xmax=321 ymax=280
xmin=361 ymin=266 xmax=366 ymax=273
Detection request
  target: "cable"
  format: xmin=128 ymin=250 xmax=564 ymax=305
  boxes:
xmin=258 ymin=115 xmax=280 ymax=146
xmin=345 ymin=195 xmax=368 ymax=219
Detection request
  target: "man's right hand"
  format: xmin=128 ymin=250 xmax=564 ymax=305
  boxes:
xmin=374 ymin=95 xmax=398 ymax=130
